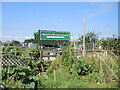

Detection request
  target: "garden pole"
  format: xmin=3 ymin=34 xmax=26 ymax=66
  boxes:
xmin=83 ymin=17 xmax=86 ymax=56
xmin=54 ymin=70 xmax=56 ymax=82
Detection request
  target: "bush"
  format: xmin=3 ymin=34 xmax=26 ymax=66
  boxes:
xmin=2 ymin=59 xmax=48 ymax=88
xmin=29 ymin=49 xmax=40 ymax=59
xmin=70 ymin=60 xmax=93 ymax=76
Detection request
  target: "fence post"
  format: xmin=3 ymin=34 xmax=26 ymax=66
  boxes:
xmin=93 ymin=43 xmax=95 ymax=50
xmin=14 ymin=46 xmax=16 ymax=56
xmin=54 ymin=70 xmax=56 ymax=82
xmin=39 ymin=45 xmax=43 ymax=59
xmin=0 ymin=45 xmax=3 ymax=85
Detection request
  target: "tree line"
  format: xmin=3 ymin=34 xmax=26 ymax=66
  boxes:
xmin=1 ymin=32 xmax=119 ymax=55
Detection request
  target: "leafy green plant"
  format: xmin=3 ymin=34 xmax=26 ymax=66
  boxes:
xmin=60 ymin=44 xmax=76 ymax=71
xmin=2 ymin=59 xmax=48 ymax=88
xmin=70 ymin=60 xmax=93 ymax=76
xmin=29 ymin=49 xmax=40 ymax=59
xmin=2 ymin=42 xmax=119 ymax=88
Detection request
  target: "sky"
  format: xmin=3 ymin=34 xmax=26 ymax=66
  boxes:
xmin=1 ymin=2 xmax=118 ymax=42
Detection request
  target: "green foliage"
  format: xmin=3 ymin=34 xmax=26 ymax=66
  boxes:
xmin=61 ymin=44 xmax=76 ymax=71
xmin=60 ymin=44 xmax=93 ymax=76
xmin=70 ymin=60 xmax=93 ymax=76
xmin=34 ymin=32 xmax=39 ymax=43
xmin=29 ymin=49 xmax=40 ymax=59
xmin=2 ymin=46 xmax=23 ymax=55
xmin=2 ymin=58 xmax=49 ymax=88
xmin=99 ymin=37 xmax=119 ymax=55
xmin=99 ymin=37 xmax=118 ymax=50
xmin=2 ymin=47 xmax=13 ymax=55
xmin=2 ymin=41 xmax=119 ymax=88
xmin=24 ymin=38 xmax=36 ymax=44
xmin=46 ymin=60 xmax=59 ymax=74
xmin=9 ymin=40 xmax=21 ymax=46
xmin=78 ymin=31 xmax=100 ymax=50
xmin=2 ymin=53 xmax=118 ymax=88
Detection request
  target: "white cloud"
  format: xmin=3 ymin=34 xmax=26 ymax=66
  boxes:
xmin=90 ymin=13 xmax=99 ymax=16
xmin=98 ymin=28 xmax=111 ymax=32
xmin=90 ymin=3 xmax=113 ymax=17
xmin=0 ymin=35 xmax=33 ymax=42
xmin=99 ymin=4 xmax=112 ymax=13
xmin=0 ymin=35 xmax=32 ymax=39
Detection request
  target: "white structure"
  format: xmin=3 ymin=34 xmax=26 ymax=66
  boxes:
xmin=99 ymin=46 xmax=102 ymax=49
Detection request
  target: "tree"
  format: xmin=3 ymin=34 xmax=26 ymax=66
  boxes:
xmin=24 ymin=39 xmax=32 ymax=43
xmin=99 ymin=36 xmax=119 ymax=50
xmin=78 ymin=31 xmax=100 ymax=50
xmin=23 ymin=32 xmax=38 ymax=44
xmin=98 ymin=35 xmax=120 ymax=55
xmin=2 ymin=40 xmax=21 ymax=54
xmin=34 ymin=32 xmax=39 ymax=43
xmin=24 ymin=38 xmax=36 ymax=43
xmin=9 ymin=40 xmax=21 ymax=46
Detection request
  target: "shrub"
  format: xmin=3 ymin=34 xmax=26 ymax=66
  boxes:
xmin=70 ymin=60 xmax=93 ymax=76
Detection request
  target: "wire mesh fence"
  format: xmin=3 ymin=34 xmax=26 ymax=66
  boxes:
xmin=0 ymin=45 xmax=62 ymax=67
xmin=0 ymin=45 xmax=35 ymax=66
xmin=0 ymin=41 xmax=118 ymax=67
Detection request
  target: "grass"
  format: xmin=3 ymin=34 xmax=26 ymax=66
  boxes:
xmin=42 ymin=50 xmax=118 ymax=88
xmin=40 ymin=68 xmax=118 ymax=88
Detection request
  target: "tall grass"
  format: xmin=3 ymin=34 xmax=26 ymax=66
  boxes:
xmin=79 ymin=50 xmax=119 ymax=86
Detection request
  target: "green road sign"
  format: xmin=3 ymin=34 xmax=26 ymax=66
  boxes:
xmin=39 ymin=30 xmax=70 ymax=40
